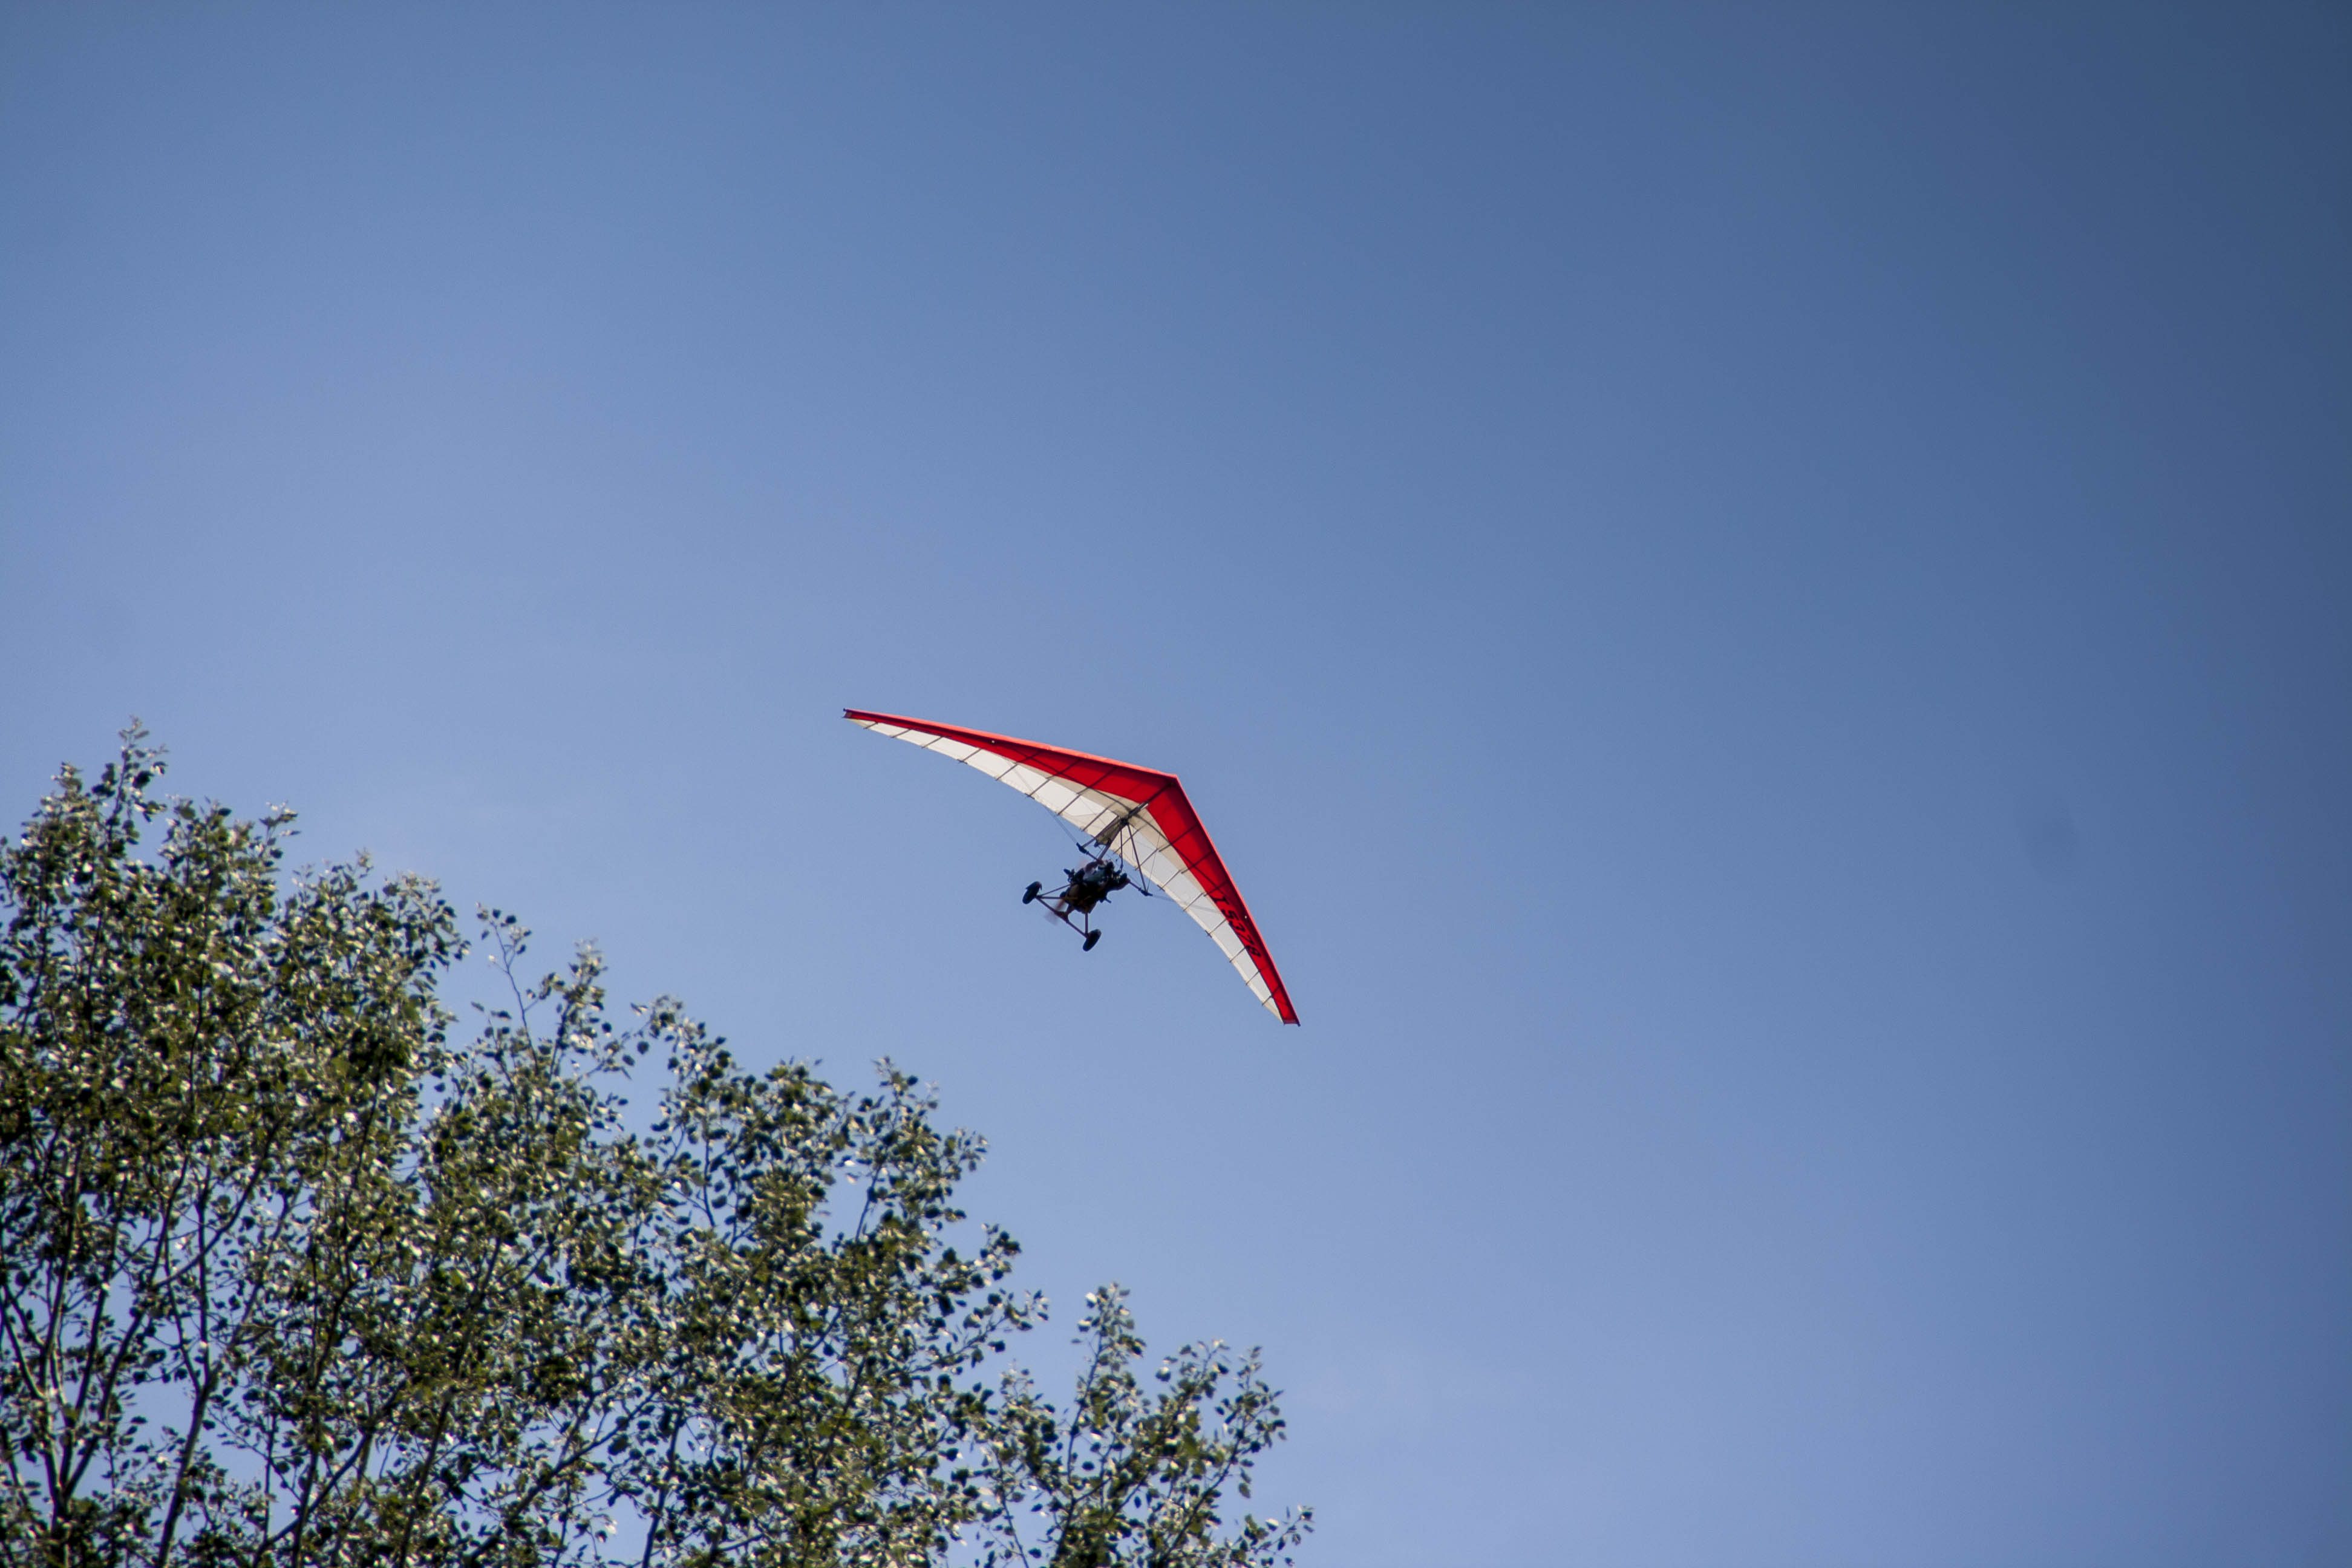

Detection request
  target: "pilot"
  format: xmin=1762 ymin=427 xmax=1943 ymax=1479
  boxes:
xmin=1060 ymin=861 xmax=1123 ymax=910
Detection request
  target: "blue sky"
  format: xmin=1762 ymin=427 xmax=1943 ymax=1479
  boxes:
xmin=4 ymin=5 xmax=2348 ymax=1563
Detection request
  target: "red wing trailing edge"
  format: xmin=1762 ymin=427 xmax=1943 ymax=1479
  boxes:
xmin=845 ymin=709 xmax=1298 ymax=1024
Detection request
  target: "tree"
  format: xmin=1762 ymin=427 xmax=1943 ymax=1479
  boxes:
xmin=0 ymin=730 xmax=1310 ymax=1568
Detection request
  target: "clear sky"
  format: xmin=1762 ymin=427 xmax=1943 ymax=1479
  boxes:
xmin=4 ymin=5 xmax=2348 ymax=1564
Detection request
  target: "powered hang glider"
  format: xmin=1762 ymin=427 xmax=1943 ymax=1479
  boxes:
xmin=844 ymin=710 xmax=1298 ymax=1024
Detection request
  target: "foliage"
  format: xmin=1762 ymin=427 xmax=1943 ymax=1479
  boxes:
xmin=0 ymin=729 xmax=1309 ymax=1568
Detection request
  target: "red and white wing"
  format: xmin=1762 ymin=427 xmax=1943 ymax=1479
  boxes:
xmin=846 ymin=709 xmax=1298 ymax=1024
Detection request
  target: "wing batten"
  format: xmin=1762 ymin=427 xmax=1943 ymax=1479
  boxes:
xmin=846 ymin=708 xmax=1297 ymax=1023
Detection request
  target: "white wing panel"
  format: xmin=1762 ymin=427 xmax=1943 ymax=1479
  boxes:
xmin=854 ymin=717 xmax=1152 ymax=854
xmin=1119 ymin=808 xmax=1280 ymax=1018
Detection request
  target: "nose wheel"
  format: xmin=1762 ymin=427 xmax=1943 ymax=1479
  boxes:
xmin=1022 ymin=881 xmax=1042 ymax=904
xmin=1083 ymin=930 xmax=1102 ymax=952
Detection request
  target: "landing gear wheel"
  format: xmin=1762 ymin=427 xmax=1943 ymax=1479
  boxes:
xmin=1083 ymin=930 xmax=1102 ymax=952
xmin=1022 ymin=881 xmax=1042 ymax=904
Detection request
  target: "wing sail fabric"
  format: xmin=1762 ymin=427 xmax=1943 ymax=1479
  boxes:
xmin=845 ymin=709 xmax=1298 ymax=1024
